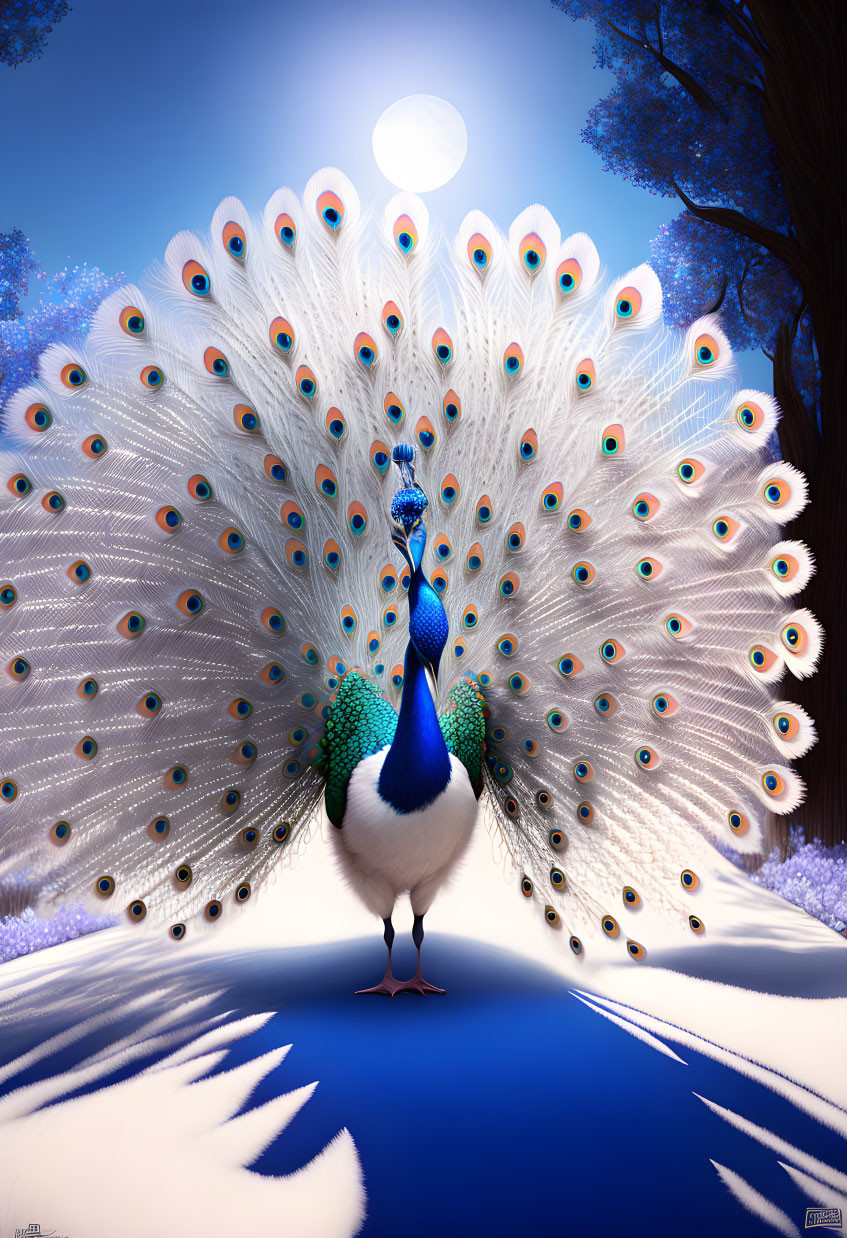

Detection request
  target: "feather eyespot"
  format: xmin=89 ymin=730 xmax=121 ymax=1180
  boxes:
xmin=284 ymin=538 xmax=307 ymax=570
xmin=688 ymin=915 xmax=705 ymax=934
xmin=492 ymin=760 xmax=513 ymax=785
xmin=575 ymin=359 xmax=595 ymax=391
xmin=600 ymin=639 xmax=625 ymax=663
xmin=440 ymin=473 xmax=460 ymax=507
xmin=322 ymin=540 xmax=342 ymax=572
xmin=119 ymin=306 xmax=145 ymax=336
xmin=390 ymin=664 xmax=404 ymax=688
xmin=623 ymin=886 xmax=641 ymax=908
xmin=67 ymin=559 xmax=91 ymax=583
xmin=61 ymin=362 xmax=87 ymax=388
xmin=574 ymin=761 xmax=593 ymax=783
xmin=82 ymin=434 xmax=107 ymax=459
xmin=636 ymin=557 xmax=662 ymax=580
xmin=348 ymin=501 xmax=367 ymax=536
xmin=557 ymin=258 xmax=582 ymax=294
xmin=498 ymin=571 xmax=520 ymax=598
xmin=270 ymin=317 xmax=294 ymax=355
xmin=174 ymin=864 xmax=193 ymax=888
xmin=7 ymin=473 xmax=32 ymax=497
xmin=0 ymin=779 xmax=18 ymax=802
xmin=550 ymin=866 xmax=566 ymax=889
xmin=383 ymin=393 xmax=404 ymax=426
xmin=182 ymin=260 xmax=210 ymax=297
xmin=557 ymin=654 xmax=583 ymax=678
xmin=432 ymin=533 xmax=453 ymax=562
xmin=340 ymin=604 xmax=357 ymax=636
xmin=164 ymin=764 xmax=188 ymax=789
xmin=506 ymin=523 xmax=526 ymax=552
xmin=235 ymin=882 xmax=252 ymax=903
xmin=204 ymin=346 xmax=229 ymax=377
xmin=665 ymin=614 xmax=692 ymax=638
xmin=367 ymin=630 xmax=381 ymax=656
xmin=615 ymin=286 xmax=643 ymax=321
xmin=476 ymin=494 xmax=494 ymax=524
xmin=222 ymin=220 xmax=246 ymax=258
xmin=443 ymin=391 xmax=461 ymax=424
xmin=452 ymin=637 xmax=466 ymax=659
xmin=466 ymin=542 xmax=483 ymax=572
xmin=75 ymin=736 xmax=97 ymax=760
xmin=737 ymin=399 xmax=765 ymax=431
xmin=694 ymin=332 xmax=719 ymax=367
xmin=394 ymin=214 xmax=418 ymax=254
xmin=155 ymin=505 xmax=182 ymax=533
xmin=261 ymin=606 xmax=285 ymax=634
xmin=519 ymin=429 xmax=537 ymax=461
xmin=507 ymin=672 xmax=528 ymax=694
xmin=633 ymin=493 xmax=660 ymax=521
xmin=651 ymin=693 xmax=679 ymax=717
xmin=594 ymin=693 xmax=619 ymax=718
xmin=219 ymin=527 xmax=245 ymax=554
xmin=117 ymin=611 xmax=145 ymax=638
xmin=601 ymin=915 xmax=620 ymax=939
xmin=279 ymin=501 xmax=305 ymax=533
xmin=547 ymin=823 xmax=564 ymax=844
xmin=569 ymin=935 xmax=583 ymax=954
xmin=677 ymin=458 xmax=705 ymax=484
xmin=188 ymin=473 xmax=213 ymax=500
xmin=275 ymin=213 xmax=296 ymax=246
xmin=370 ymin=441 xmax=391 ymax=476
xmin=781 ymin=623 xmax=807 ymax=654
xmin=462 ymin=604 xmax=478 ymax=630
xmin=749 ymin=644 xmax=778 ymax=672
xmin=635 ymin=745 xmax=660 ymax=770
xmin=432 ymin=327 xmax=454 ymax=366
xmin=430 ymin=569 xmax=448 ymax=594
xmin=541 ymin=482 xmax=563 ymax=512
xmin=572 ymin=561 xmax=595 ymax=585
xmin=546 ymin=709 xmax=567 ymax=732
xmin=50 ymin=821 xmax=71 ymax=846
xmin=520 ymin=875 xmax=533 ymax=897
xmin=567 ymin=509 xmax=590 ymax=532
xmin=314 ymin=465 xmax=338 ymax=501
xmin=296 ymin=365 xmax=317 ymax=400
xmin=137 ymin=692 xmax=162 ymax=716
xmin=467 ymin=233 xmax=492 ymax=271
xmin=490 ymin=725 xmax=508 ymax=742
xmin=416 ymin=416 xmax=436 ymax=451
xmin=301 ymin=643 xmax=319 ymax=666
xmin=626 ymin=940 xmax=646 ymax=960
xmin=147 ymin=816 xmax=170 ymax=840
xmin=774 ymin=711 xmax=800 ymax=741
xmin=232 ymin=741 xmax=257 ymax=766
xmin=769 ymin=553 xmax=801 ymax=583
xmin=326 ymin=408 xmax=346 ymax=440
xmin=712 ymin=516 xmax=740 ymax=542
xmin=762 ymin=769 xmax=786 ymax=797
xmin=25 ymin=402 xmax=52 ymax=431
xmin=503 ymin=343 xmax=524 ymax=377
xmin=497 ymin=633 xmax=519 ymax=657
xmin=728 ymin=810 xmax=749 ymax=836
xmin=763 ymin=479 xmax=790 ymax=508
xmin=228 ymin=698 xmax=253 ymax=719
xmin=379 ymin=564 xmax=398 ymax=593
xmin=382 ymin=301 xmax=403 ymax=336
xmin=545 ymin=906 xmax=561 ymax=927
xmin=680 ymin=869 xmax=700 ymax=891
xmin=204 ymin=900 xmax=223 ymax=922
xmin=317 ymin=189 xmax=344 ymax=230
xmin=7 ymin=657 xmax=30 ymax=681
xmin=601 ymin=424 xmax=624 ymax=456
xmin=140 ymin=365 xmax=164 ymax=389
xmin=222 ymin=790 xmax=241 ymax=814
xmin=234 ymin=403 xmax=260 ymax=433
xmin=504 ymin=795 xmax=520 ymax=819
xmin=519 ymin=233 xmax=546 ymax=274
xmin=354 ymin=332 xmax=378 ymax=368
xmin=95 ymin=875 xmax=115 ymax=898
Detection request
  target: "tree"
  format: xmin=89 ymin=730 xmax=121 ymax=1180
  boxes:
xmin=0 ymin=0 xmax=70 ymax=68
xmin=554 ymin=0 xmax=846 ymax=845
xmin=0 ymin=230 xmax=125 ymax=413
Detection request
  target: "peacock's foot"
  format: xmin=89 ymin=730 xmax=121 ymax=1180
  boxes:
xmin=355 ymin=973 xmax=408 ymax=997
xmin=395 ymin=974 xmax=445 ymax=996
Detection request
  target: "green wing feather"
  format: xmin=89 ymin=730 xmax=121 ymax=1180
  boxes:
xmin=319 ymin=672 xmax=398 ymax=826
xmin=439 ymin=678 xmax=487 ymax=798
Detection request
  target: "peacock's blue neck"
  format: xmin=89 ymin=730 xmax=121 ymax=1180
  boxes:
xmin=378 ymin=634 xmax=451 ymax=815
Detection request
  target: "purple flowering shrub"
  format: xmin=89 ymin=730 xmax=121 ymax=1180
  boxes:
xmin=0 ymin=871 xmax=116 ymax=963
xmin=752 ymin=828 xmax=847 ymax=935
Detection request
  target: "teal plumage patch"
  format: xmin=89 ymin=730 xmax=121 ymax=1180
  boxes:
xmin=319 ymin=672 xmax=398 ymax=826
xmin=438 ymin=678 xmax=486 ymax=796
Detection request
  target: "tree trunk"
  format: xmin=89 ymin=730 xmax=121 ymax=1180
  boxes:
xmin=748 ymin=0 xmax=847 ymax=845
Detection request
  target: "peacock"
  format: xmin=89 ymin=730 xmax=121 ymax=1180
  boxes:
xmin=0 ymin=169 xmax=822 ymax=993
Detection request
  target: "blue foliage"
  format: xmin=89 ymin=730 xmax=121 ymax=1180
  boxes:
xmin=0 ymin=869 xmax=116 ymax=963
xmin=0 ymin=230 xmax=124 ymax=412
xmin=554 ymin=0 xmax=819 ymax=420
xmin=0 ymin=0 xmax=70 ymax=68
xmin=753 ymin=828 xmax=847 ymax=936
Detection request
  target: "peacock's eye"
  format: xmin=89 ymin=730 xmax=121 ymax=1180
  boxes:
xmin=296 ymin=365 xmax=318 ymax=400
xmin=503 ymin=342 xmax=524 ymax=377
xmin=519 ymin=232 xmax=546 ymax=274
xmin=557 ymin=258 xmax=582 ymax=294
xmin=601 ymin=424 xmax=624 ymax=456
xmin=119 ymin=306 xmax=145 ymax=336
xmin=614 ymin=286 xmax=642 ymax=321
xmin=519 ymin=429 xmax=537 ymax=461
xmin=632 ymin=492 xmax=660 ymax=521
xmin=270 ymin=316 xmax=295 ymax=355
xmin=394 ymin=214 xmax=418 ymax=254
xmin=468 ymin=232 xmax=492 ymax=271
xmin=222 ymin=220 xmax=246 ymax=258
xmin=382 ymin=300 xmax=403 ymax=336
xmin=432 ymin=327 xmax=454 ymax=366
xmin=182 ymin=260 xmax=210 ymax=297
xmin=275 ymin=213 xmax=296 ymax=246
xmin=355 ymin=332 xmax=378 ymax=368
xmin=443 ymin=391 xmax=461 ymax=424
xmin=317 ymin=189 xmax=345 ymax=230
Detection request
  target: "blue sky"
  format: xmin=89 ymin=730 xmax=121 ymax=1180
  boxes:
xmin=1 ymin=0 xmax=769 ymax=389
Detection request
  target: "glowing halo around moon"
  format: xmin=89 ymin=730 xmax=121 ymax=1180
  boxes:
xmin=372 ymin=95 xmax=468 ymax=193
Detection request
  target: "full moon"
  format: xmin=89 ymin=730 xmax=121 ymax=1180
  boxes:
xmin=372 ymin=95 xmax=468 ymax=193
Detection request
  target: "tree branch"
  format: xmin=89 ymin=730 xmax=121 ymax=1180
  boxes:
xmin=601 ymin=15 xmax=727 ymax=116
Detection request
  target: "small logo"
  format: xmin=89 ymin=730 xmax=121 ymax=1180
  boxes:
xmin=14 ymin=1225 xmax=68 ymax=1238
xmin=805 ymin=1208 xmax=843 ymax=1230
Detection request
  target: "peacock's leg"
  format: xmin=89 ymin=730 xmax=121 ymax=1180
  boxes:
xmin=396 ymin=914 xmax=445 ymax=995
xmin=355 ymin=916 xmax=407 ymax=997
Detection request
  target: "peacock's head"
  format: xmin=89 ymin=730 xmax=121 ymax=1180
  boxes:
xmin=390 ymin=444 xmax=448 ymax=682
